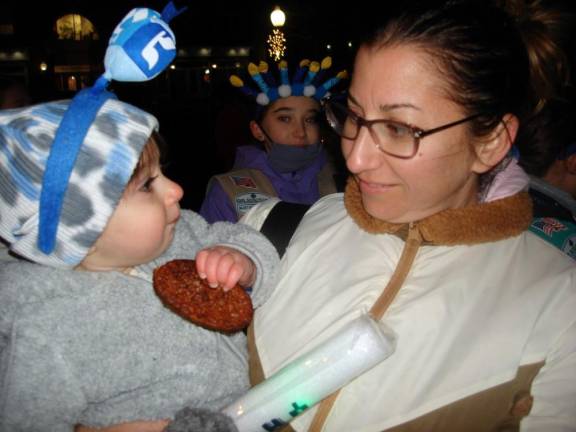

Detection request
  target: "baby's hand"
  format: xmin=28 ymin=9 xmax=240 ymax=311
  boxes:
xmin=195 ymin=246 xmax=256 ymax=291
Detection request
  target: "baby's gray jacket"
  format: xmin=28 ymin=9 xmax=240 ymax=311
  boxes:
xmin=0 ymin=210 xmax=279 ymax=432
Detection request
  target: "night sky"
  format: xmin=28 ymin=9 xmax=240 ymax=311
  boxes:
xmin=2 ymin=0 xmax=575 ymax=210
xmin=2 ymin=0 xmax=379 ymax=51
xmin=3 ymin=0 xmax=379 ymax=209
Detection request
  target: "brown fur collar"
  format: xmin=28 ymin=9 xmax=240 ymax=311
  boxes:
xmin=344 ymin=177 xmax=533 ymax=245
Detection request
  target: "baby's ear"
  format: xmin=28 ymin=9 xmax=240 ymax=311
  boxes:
xmin=472 ymin=114 xmax=518 ymax=174
xmin=249 ymin=121 xmax=266 ymax=142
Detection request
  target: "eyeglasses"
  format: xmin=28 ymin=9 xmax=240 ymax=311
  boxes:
xmin=323 ymin=99 xmax=482 ymax=159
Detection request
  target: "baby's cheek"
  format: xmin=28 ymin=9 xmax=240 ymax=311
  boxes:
xmin=135 ymin=217 xmax=169 ymax=254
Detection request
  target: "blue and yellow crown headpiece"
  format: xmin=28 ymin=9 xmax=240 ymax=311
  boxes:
xmin=230 ymin=57 xmax=348 ymax=106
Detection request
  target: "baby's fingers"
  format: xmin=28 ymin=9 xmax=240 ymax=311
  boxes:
xmin=196 ymin=248 xmax=226 ymax=286
xmin=202 ymin=251 xmax=236 ymax=288
xmin=195 ymin=249 xmax=210 ymax=279
xmin=195 ymin=247 xmax=253 ymax=290
xmin=221 ymin=263 xmax=244 ymax=292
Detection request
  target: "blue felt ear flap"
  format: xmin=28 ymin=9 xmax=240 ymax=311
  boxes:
xmin=38 ymin=78 xmax=115 ymax=253
xmin=38 ymin=1 xmax=185 ymax=254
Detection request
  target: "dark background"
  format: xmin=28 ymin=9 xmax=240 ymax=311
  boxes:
xmin=2 ymin=0 xmax=575 ymax=209
xmin=2 ymin=0 xmax=377 ymax=209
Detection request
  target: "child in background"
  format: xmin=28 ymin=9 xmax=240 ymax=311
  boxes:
xmin=521 ymin=99 xmax=576 ymax=257
xmin=0 ymin=4 xmax=278 ymax=432
xmin=199 ymin=58 xmax=348 ymax=223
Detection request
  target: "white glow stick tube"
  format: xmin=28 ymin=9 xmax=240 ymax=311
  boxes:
xmin=223 ymin=314 xmax=396 ymax=432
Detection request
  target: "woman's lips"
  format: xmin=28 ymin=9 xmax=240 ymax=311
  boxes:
xmin=357 ymin=178 xmax=398 ymax=193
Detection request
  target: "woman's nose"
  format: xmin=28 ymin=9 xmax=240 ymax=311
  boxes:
xmin=344 ymin=126 xmax=381 ymax=173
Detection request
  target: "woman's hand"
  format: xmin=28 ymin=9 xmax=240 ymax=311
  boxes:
xmin=75 ymin=419 xmax=170 ymax=432
xmin=195 ymin=246 xmax=256 ymax=290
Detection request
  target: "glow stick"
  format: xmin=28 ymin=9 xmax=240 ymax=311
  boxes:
xmin=223 ymin=314 xmax=396 ymax=431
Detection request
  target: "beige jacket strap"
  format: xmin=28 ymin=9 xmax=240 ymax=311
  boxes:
xmin=247 ymin=323 xmax=297 ymax=432
xmin=309 ymin=226 xmax=423 ymax=432
xmin=247 ymin=322 xmax=265 ymax=386
xmin=370 ymin=225 xmax=423 ymax=320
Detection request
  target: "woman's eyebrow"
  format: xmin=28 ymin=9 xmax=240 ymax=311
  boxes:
xmin=348 ymin=93 xmax=420 ymax=113
xmin=379 ymin=103 xmax=420 ymax=113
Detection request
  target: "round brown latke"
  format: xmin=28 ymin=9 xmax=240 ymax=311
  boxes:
xmin=153 ymin=259 xmax=253 ymax=332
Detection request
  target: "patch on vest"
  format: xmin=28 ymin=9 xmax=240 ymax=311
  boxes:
xmin=235 ymin=192 xmax=270 ymax=215
xmin=230 ymin=175 xmax=257 ymax=189
xmin=532 ymin=217 xmax=568 ymax=236
xmin=530 ymin=217 xmax=576 ymax=259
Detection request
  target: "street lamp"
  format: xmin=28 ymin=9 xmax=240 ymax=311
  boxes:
xmin=270 ymin=6 xmax=286 ymax=27
xmin=267 ymin=6 xmax=286 ymax=62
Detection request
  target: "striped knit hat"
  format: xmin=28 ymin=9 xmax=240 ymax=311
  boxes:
xmin=0 ymin=99 xmax=158 ymax=268
xmin=0 ymin=1 xmax=187 ymax=267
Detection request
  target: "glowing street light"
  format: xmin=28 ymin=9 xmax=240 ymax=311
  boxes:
xmin=267 ymin=6 xmax=286 ymax=62
xmin=270 ymin=6 xmax=286 ymax=27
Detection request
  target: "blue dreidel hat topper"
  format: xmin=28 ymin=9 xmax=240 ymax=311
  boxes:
xmin=229 ymin=57 xmax=348 ymax=106
xmin=37 ymin=1 xmax=186 ymax=254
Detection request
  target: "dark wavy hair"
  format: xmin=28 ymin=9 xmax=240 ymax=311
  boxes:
xmin=516 ymin=97 xmax=576 ymax=176
xmin=361 ymin=0 xmax=573 ymax=158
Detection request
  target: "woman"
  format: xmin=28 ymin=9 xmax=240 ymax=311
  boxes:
xmin=199 ymin=58 xmax=347 ymax=223
xmin=243 ymin=1 xmax=576 ymax=430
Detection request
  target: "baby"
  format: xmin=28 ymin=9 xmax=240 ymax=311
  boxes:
xmin=0 ymin=97 xmax=277 ymax=431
